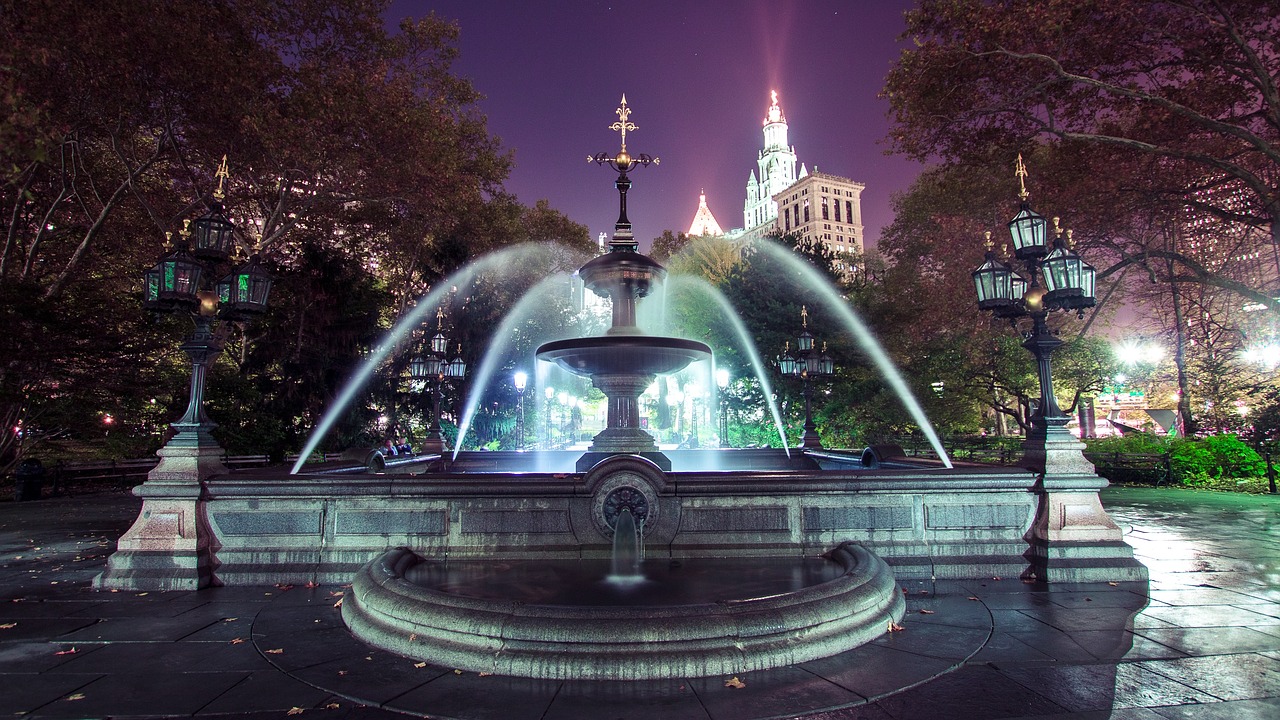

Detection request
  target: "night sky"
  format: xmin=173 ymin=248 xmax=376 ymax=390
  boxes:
xmin=388 ymin=0 xmax=923 ymax=250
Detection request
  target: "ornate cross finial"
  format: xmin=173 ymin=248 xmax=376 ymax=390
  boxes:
xmin=801 ymin=305 xmax=809 ymax=328
xmin=213 ymin=155 xmax=231 ymax=202
xmin=771 ymin=89 xmax=778 ymax=106
xmin=1015 ymin=154 xmax=1030 ymax=201
xmin=435 ymin=306 xmax=445 ymax=329
xmin=609 ymin=94 xmax=637 ymax=151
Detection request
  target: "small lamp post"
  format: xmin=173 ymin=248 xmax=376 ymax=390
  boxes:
xmin=410 ymin=307 xmax=466 ymax=455
xmin=716 ymin=368 xmax=730 ymax=448
xmin=778 ymin=306 xmax=835 ymax=449
xmin=513 ymin=371 xmax=528 ymax=451
xmin=543 ymin=386 xmax=555 ymax=449
xmin=970 ymin=155 xmax=1144 ymax=584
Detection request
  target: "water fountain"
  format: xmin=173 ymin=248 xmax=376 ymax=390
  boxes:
xmin=99 ymin=97 xmax=1146 ymax=683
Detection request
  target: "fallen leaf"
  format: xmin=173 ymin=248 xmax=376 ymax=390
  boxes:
xmin=1085 ymin=597 xmax=1092 ymax=602
xmin=478 ymin=672 xmax=493 ymax=677
xmin=325 ymin=703 xmax=340 ymax=709
xmin=287 ymin=708 xmax=304 ymax=716
xmin=0 ymin=622 xmax=16 ymax=629
xmin=329 ymin=591 xmax=344 ymax=597
xmin=137 ymin=592 xmax=149 ymax=596
xmin=724 ymin=676 xmax=746 ymax=688
xmin=54 ymin=648 xmax=77 ymax=655
xmin=230 ymin=638 xmax=245 ymax=644
xmin=991 ymin=576 xmax=1002 ymax=581
xmin=333 ymin=597 xmax=344 ymax=608
xmin=265 ymin=648 xmax=285 ymax=654
xmin=888 ymin=622 xmax=905 ymax=632
xmin=408 ymin=633 xmax=417 ymax=642
xmin=275 ymin=584 xmax=294 ymax=592
xmin=414 ymin=662 xmax=427 ymax=668
xmin=1107 ymin=581 xmax=1118 ymax=587
xmin=967 ymin=596 xmax=980 ymax=601
xmin=900 ymin=588 xmax=908 ymax=595
xmin=338 ymin=670 xmax=349 ymax=676
xmin=1021 ymin=578 xmax=1037 ymax=584
xmin=453 ymin=669 xmax=463 ymax=674
xmin=918 ymin=609 xmax=935 ymax=615
xmin=223 ymin=617 xmax=238 ymax=622
xmin=66 ymin=693 xmax=86 ymax=701
xmin=304 ymin=580 xmax=319 ymax=589
xmin=918 ymin=590 xmax=929 ymax=595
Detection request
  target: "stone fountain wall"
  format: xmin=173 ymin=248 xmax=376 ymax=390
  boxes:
xmin=132 ymin=459 xmax=1143 ymax=588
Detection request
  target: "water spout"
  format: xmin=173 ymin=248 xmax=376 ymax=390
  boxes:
xmin=607 ymin=508 xmax=644 ymax=582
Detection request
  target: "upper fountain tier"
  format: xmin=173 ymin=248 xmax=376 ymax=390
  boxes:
xmin=535 ymin=96 xmax=711 ymax=464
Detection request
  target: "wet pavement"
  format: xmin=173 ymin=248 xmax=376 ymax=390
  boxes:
xmin=0 ymin=485 xmax=1276 ymax=719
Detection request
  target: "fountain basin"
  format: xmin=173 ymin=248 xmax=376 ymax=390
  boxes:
xmin=537 ymin=335 xmax=710 ymax=378
xmin=344 ymin=542 xmax=905 ymax=681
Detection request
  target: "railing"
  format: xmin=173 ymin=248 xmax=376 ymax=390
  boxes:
xmin=24 ymin=452 xmax=346 ymax=490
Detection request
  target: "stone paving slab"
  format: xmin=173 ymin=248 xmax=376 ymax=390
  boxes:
xmin=0 ymin=487 xmax=1276 ymax=718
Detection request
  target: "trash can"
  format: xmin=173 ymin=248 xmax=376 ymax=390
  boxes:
xmin=14 ymin=458 xmax=45 ymax=501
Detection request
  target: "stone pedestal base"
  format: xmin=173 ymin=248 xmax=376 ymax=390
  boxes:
xmin=1021 ymin=424 xmax=1148 ymax=584
xmin=94 ymin=425 xmax=224 ymax=591
xmin=94 ymin=481 xmax=217 ymax=590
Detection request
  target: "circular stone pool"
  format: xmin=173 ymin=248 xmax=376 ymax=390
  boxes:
xmin=343 ymin=543 xmax=905 ymax=681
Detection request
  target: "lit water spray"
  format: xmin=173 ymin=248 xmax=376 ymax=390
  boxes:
xmin=755 ymin=241 xmax=953 ymax=467
xmin=665 ymin=275 xmax=790 ymax=453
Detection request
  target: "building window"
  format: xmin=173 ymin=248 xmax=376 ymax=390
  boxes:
xmin=822 ymin=201 xmax=829 ymax=220
xmin=845 ymin=201 xmax=853 ymax=223
xmin=803 ymin=203 xmax=810 ymax=223
xmin=834 ymin=200 xmax=841 ymax=222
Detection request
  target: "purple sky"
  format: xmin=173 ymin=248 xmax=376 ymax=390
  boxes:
xmin=388 ymin=0 xmax=924 ymax=250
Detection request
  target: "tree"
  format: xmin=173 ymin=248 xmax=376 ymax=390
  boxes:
xmin=649 ymin=230 xmax=690 ymax=263
xmin=886 ymin=0 xmax=1280 ymax=313
xmin=0 ymin=0 xmax=546 ymax=467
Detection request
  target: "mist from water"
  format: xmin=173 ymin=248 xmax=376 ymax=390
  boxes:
xmin=664 ymin=275 xmax=790 ymax=452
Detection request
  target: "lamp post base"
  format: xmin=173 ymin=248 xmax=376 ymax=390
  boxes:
xmin=95 ymin=423 xmax=226 ymax=591
xmin=1020 ymin=422 xmax=1148 ymax=584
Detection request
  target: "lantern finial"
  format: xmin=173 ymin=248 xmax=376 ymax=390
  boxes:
xmin=1053 ymin=216 xmax=1063 ymax=238
xmin=1015 ymin=154 xmax=1030 ymax=201
xmin=213 ymin=155 xmax=230 ymax=202
xmin=1065 ymin=229 xmax=1074 ymax=247
xmin=984 ymin=231 xmax=993 ymax=250
xmin=801 ymin=305 xmax=808 ymax=328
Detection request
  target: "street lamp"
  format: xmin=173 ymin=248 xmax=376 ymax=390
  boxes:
xmin=100 ymin=156 xmax=273 ymax=591
xmin=544 ymin=387 xmax=555 ymax=449
xmin=140 ymin=156 xmax=273 ymax=480
xmin=971 ymin=156 xmax=1096 ymax=435
xmin=716 ymin=367 xmax=730 ymax=448
xmin=513 ymin=371 xmax=528 ymax=451
xmin=970 ymin=156 xmax=1143 ymax=584
xmin=409 ymin=307 xmax=466 ymax=455
xmin=778 ymin=306 xmax=835 ymax=449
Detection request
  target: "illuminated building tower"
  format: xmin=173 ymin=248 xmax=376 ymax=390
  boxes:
xmin=687 ymin=190 xmax=724 ymax=237
xmin=743 ymin=91 xmax=801 ymax=234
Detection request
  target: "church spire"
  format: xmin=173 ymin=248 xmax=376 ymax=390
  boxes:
xmin=688 ymin=190 xmax=724 ymax=237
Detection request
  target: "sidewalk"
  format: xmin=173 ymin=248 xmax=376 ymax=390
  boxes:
xmin=1 ymin=486 xmax=1277 ymax=719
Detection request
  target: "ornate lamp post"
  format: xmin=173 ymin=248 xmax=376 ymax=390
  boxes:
xmin=513 ymin=371 xmax=528 ymax=451
xmin=99 ymin=156 xmax=272 ymax=590
xmin=544 ymin=387 xmax=555 ymax=449
xmin=778 ymin=306 xmax=835 ymax=449
xmin=409 ymin=307 xmax=466 ymax=455
xmin=971 ymin=155 xmax=1144 ymax=584
xmin=716 ymin=368 xmax=730 ymax=448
